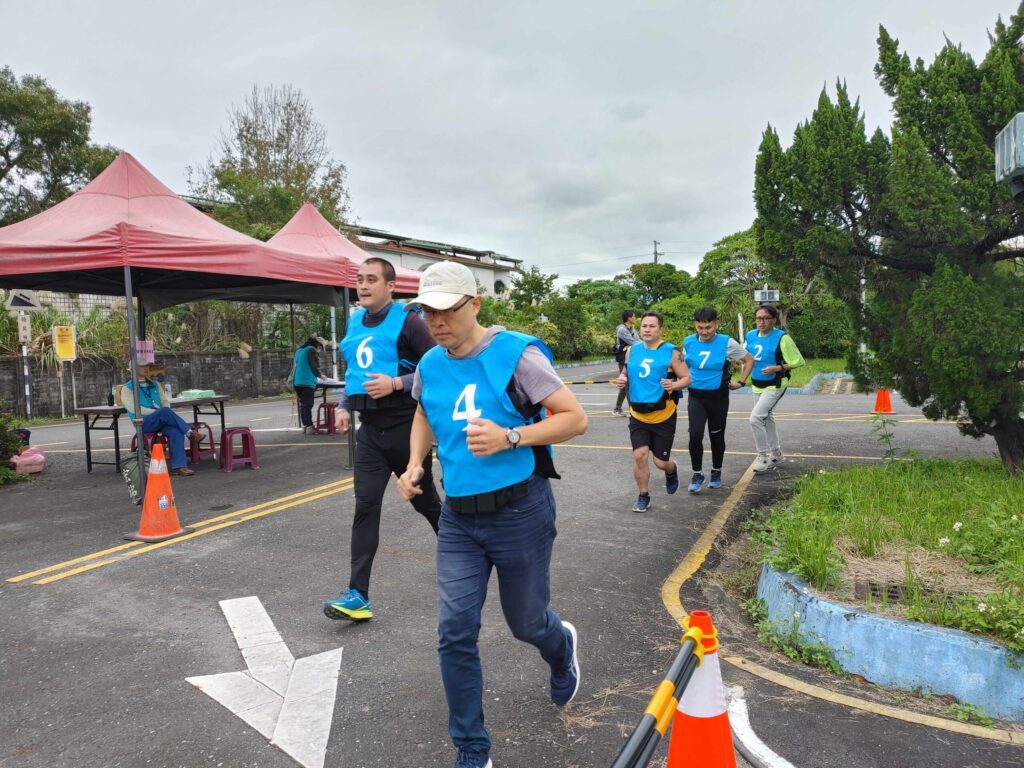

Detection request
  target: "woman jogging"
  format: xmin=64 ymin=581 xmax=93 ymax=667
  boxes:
xmin=744 ymin=304 xmax=804 ymax=473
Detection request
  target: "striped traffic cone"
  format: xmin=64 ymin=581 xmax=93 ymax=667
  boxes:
xmin=125 ymin=442 xmax=193 ymax=542
xmin=665 ymin=610 xmax=736 ymax=768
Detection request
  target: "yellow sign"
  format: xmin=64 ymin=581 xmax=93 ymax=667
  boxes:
xmin=52 ymin=325 xmax=77 ymax=361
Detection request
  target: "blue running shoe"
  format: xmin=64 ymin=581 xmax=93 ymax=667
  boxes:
xmin=551 ymin=621 xmax=580 ymax=706
xmin=688 ymin=472 xmax=705 ymax=494
xmin=665 ymin=468 xmax=679 ymax=495
xmin=708 ymin=470 xmax=723 ymax=490
xmin=323 ymin=587 xmax=373 ymax=621
xmin=632 ymin=493 xmax=651 ymax=513
xmin=454 ymin=749 xmax=492 ymax=768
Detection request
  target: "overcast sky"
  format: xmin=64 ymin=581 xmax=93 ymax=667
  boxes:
xmin=3 ymin=1 xmax=1013 ymax=285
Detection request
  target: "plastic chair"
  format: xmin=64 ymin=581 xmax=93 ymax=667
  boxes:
xmin=315 ymin=402 xmax=338 ymax=435
xmin=219 ymin=427 xmax=259 ymax=472
xmin=188 ymin=422 xmax=217 ymax=465
xmin=130 ymin=432 xmax=169 ymax=453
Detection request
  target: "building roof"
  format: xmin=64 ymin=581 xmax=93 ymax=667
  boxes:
xmin=341 ymin=225 xmax=520 ymax=271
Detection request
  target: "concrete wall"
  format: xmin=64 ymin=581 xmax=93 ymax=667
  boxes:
xmin=0 ymin=349 xmax=311 ymax=418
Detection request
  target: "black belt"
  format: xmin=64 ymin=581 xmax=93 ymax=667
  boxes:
xmin=447 ymin=479 xmax=531 ymax=515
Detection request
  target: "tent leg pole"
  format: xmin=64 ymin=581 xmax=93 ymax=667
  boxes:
xmin=125 ymin=266 xmax=147 ymax=500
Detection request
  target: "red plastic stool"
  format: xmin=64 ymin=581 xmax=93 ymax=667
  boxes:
xmin=130 ymin=432 xmax=169 ymax=453
xmin=219 ymin=427 xmax=259 ymax=472
xmin=315 ymin=402 xmax=338 ymax=434
xmin=188 ymin=422 xmax=217 ymax=465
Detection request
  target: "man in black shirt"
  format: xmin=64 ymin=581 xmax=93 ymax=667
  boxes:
xmin=323 ymin=257 xmax=442 ymax=621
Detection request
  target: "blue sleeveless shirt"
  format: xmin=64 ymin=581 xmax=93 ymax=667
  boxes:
xmin=341 ymin=304 xmax=406 ymax=396
xmin=419 ymin=331 xmax=540 ymax=497
xmin=746 ymin=328 xmax=786 ymax=387
xmin=626 ymin=341 xmax=676 ymax=409
xmin=683 ymin=333 xmax=730 ymax=393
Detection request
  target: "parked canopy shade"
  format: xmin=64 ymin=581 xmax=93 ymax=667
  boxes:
xmin=0 ymin=153 xmax=345 ymax=310
xmin=268 ymin=203 xmax=422 ymax=295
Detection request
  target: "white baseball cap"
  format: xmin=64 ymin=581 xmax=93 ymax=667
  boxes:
xmin=406 ymin=261 xmax=477 ymax=310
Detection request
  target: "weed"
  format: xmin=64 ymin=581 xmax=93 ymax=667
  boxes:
xmin=945 ymin=702 xmax=993 ymax=727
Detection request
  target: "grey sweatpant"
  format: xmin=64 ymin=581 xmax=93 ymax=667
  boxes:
xmin=749 ymin=388 xmax=787 ymax=454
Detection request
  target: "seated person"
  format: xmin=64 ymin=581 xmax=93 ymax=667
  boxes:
xmin=121 ymin=363 xmax=202 ymax=476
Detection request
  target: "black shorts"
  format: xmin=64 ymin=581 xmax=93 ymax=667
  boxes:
xmin=628 ymin=415 xmax=677 ymax=461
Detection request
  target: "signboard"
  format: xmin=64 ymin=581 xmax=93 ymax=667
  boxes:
xmin=17 ymin=314 xmax=32 ymax=344
xmin=135 ymin=339 xmax=155 ymax=364
xmin=754 ymin=289 xmax=781 ymax=303
xmin=52 ymin=325 xmax=77 ymax=361
xmin=5 ymin=289 xmax=45 ymax=312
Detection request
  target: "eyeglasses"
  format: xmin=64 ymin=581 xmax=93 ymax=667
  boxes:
xmin=755 ymin=315 xmax=774 ymax=321
xmin=421 ymin=296 xmax=473 ymax=318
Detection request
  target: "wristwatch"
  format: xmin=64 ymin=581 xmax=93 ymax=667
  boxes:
xmin=506 ymin=427 xmax=521 ymax=449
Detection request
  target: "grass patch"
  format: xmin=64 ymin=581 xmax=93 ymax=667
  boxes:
xmin=945 ymin=702 xmax=994 ymax=728
xmin=742 ymin=598 xmax=844 ymax=675
xmin=786 ymin=357 xmax=846 ymax=388
xmin=752 ymin=458 xmax=1024 ymax=653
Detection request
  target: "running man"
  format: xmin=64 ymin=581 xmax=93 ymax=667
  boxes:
xmin=615 ymin=311 xmax=691 ymax=512
xmin=397 ymin=261 xmax=588 ymax=768
xmin=744 ymin=304 xmax=804 ymax=472
xmin=681 ymin=306 xmax=754 ymax=493
xmin=323 ymin=257 xmax=442 ymax=622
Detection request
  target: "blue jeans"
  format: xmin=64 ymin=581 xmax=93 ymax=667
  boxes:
xmin=141 ymin=408 xmax=191 ymax=470
xmin=436 ymin=473 xmax=571 ymax=756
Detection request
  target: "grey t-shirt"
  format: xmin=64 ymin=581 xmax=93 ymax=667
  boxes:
xmin=615 ymin=323 xmax=639 ymax=348
xmin=412 ymin=326 xmax=564 ymax=407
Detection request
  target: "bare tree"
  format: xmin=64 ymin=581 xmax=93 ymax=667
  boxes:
xmin=189 ymin=84 xmax=351 ymax=232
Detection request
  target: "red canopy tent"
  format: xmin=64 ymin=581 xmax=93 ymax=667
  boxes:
xmin=268 ymin=203 xmax=422 ymax=294
xmin=0 ymin=152 xmax=345 ymax=309
xmin=0 ymin=152 xmax=349 ymax=495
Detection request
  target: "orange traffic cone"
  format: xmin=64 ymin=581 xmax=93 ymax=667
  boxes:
xmin=125 ymin=442 xmax=192 ymax=542
xmin=665 ymin=610 xmax=736 ymax=768
xmin=873 ymin=388 xmax=893 ymax=414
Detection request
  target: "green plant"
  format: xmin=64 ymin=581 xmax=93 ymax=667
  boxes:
xmin=754 ymin=612 xmax=844 ymax=675
xmin=945 ymin=702 xmax=993 ymax=728
xmin=755 ymin=459 xmax=1024 ymax=652
xmin=0 ymin=406 xmax=28 ymax=487
xmin=870 ymin=414 xmax=898 ymax=464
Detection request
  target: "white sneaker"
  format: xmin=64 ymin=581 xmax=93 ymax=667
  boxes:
xmin=753 ymin=453 xmax=772 ymax=473
xmin=771 ymin=451 xmax=785 ymax=465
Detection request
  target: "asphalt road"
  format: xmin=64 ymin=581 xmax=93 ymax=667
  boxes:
xmin=1 ymin=362 xmax=1018 ymax=768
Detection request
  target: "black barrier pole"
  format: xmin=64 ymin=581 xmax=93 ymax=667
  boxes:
xmin=609 ymin=636 xmax=702 ymax=768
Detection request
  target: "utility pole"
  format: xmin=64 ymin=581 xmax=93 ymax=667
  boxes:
xmin=653 ymin=240 xmax=661 ymax=264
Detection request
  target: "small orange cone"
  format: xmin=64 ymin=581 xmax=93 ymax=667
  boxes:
xmin=666 ymin=610 xmax=736 ymax=768
xmin=873 ymin=388 xmax=893 ymax=414
xmin=125 ymin=442 xmax=192 ymax=542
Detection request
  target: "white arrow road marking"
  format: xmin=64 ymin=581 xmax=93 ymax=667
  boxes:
xmin=726 ymin=686 xmax=798 ymax=768
xmin=187 ymin=596 xmax=343 ymax=768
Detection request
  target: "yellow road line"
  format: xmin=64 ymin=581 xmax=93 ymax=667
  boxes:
xmin=659 ymin=463 xmax=1020 ymax=743
xmin=660 ymin=461 xmax=756 ymax=626
xmin=33 ymin=485 xmax=352 ymax=585
xmin=7 ymin=542 xmax=144 ymax=583
xmin=7 ymin=478 xmax=353 ymax=584
xmin=561 ymin=443 xmax=891 ymax=462
xmin=722 ymin=653 xmax=1022 ymax=745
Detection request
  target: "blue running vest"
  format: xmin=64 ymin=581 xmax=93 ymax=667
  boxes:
xmin=341 ymin=304 xmax=406 ymax=396
xmin=683 ymin=333 xmax=730 ymax=392
xmin=626 ymin=341 xmax=677 ymax=411
xmin=122 ymin=379 xmax=162 ymax=421
xmin=419 ymin=331 xmax=540 ymax=497
xmin=745 ymin=328 xmax=786 ymax=387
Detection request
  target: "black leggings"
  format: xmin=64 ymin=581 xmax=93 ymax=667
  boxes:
xmin=688 ymin=394 xmax=729 ymax=472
